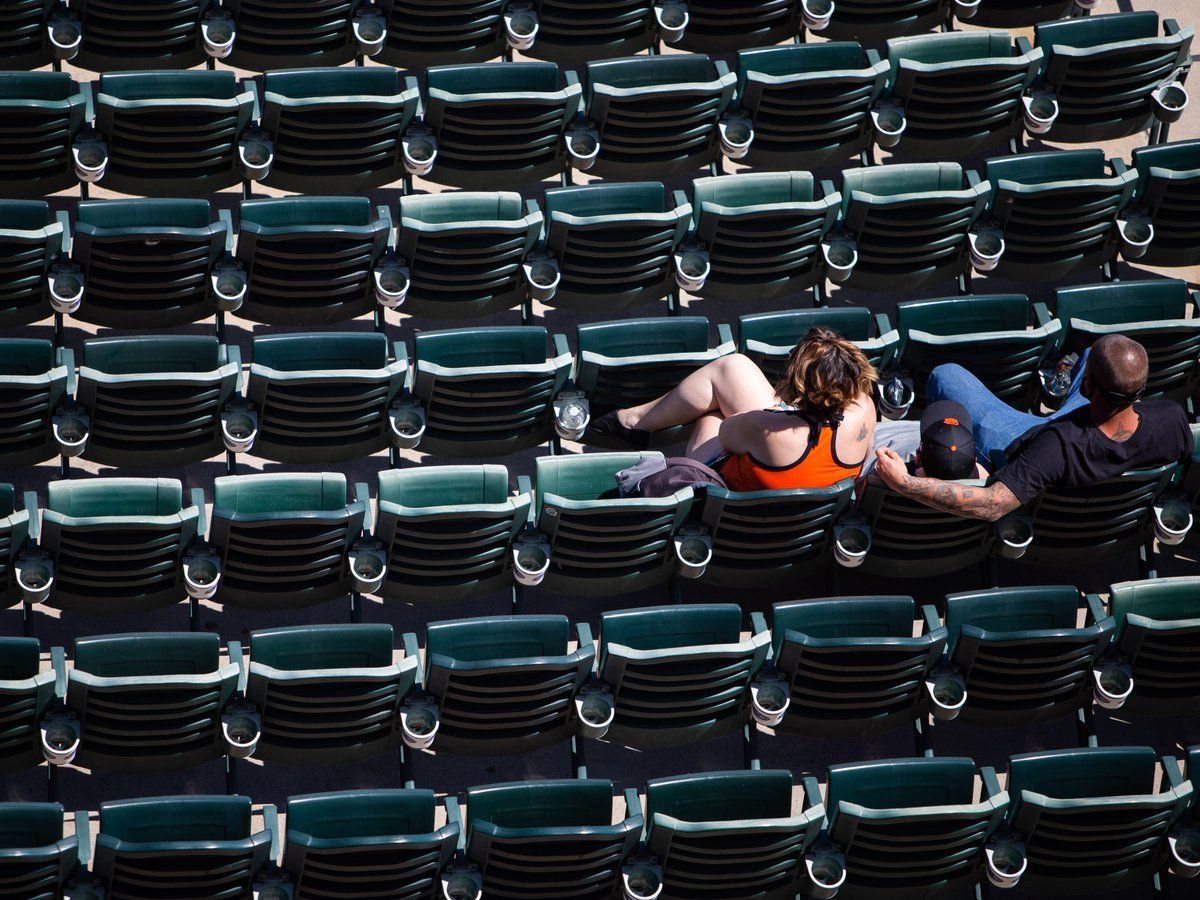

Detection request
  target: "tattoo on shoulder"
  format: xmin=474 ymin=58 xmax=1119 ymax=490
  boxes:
xmin=856 ymin=422 xmax=868 ymax=442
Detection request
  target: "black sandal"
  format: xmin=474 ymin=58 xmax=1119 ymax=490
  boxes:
xmin=589 ymin=410 xmax=651 ymax=450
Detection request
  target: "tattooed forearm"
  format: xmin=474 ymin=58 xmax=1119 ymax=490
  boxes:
xmin=898 ymin=474 xmax=1020 ymax=522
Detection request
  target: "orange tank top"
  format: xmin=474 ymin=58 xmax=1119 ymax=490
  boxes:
xmin=718 ymin=410 xmax=864 ymax=492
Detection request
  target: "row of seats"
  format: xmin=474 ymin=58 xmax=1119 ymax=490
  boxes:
xmin=6 ymin=141 xmax=1200 ymax=331
xmin=5 ymin=581 xmax=1200 ymax=782
xmin=1 ymin=16 xmax=1192 ymax=197
xmin=1 ymin=452 xmax=1192 ymax=629
xmin=5 ymin=282 xmax=1198 ymax=471
xmin=8 ymin=748 xmax=1200 ymax=899
xmin=1 ymin=0 xmax=1113 ymax=72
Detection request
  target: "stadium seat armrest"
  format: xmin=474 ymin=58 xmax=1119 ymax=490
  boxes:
xmin=1110 ymin=157 xmax=1129 ymax=177
xmin=190 ymin=488 xmax=208 ymax=539
xmin=525 ymin=199 xmax=540 ymax=220
xmin=402 ymin=632 xmax=423 ymax=686
xmin=227 ymin=343 xmax=244 ymax=390
xmin=242 ymin=78 xmax=261 ymax=122
xmin=262 ymin=804 xmax=280 ymax=861
xmin=565 ymin=69 xmax=580 ymax=88
xmin=866 ymin=48 xmax=881 ymax=66
xmin=51 ymin=646 xmax=67 ymax=699
xmin=624 ymin=788 xmax=643 ymax=822
xmin=717 ymin=323 xmax=735 ymax=348
xmin=1085 ymin=593 xmax=1108 ymax=626
xmin=820 ymin=179 xmax=837 ymax=201
xmin=750 ymin=611 xmax=769 ymax=638
xmin=354 ymin=482 xmax=372 ymax=533
xmin=802 ymin=776 xmax=823 ymax=811
xmin=873 ymin=312 xmax=894 ymax=338
xmin=575 ymin=621 xmax=595 ymax=653
xmin=714 ymin=59 xmax=731 ymax=79
xmin=405 ymin=76 xmax=424 ymax=118
xmin=920 ymin=604 xmax=942 ymax=636
xmin=55 ymin=210 xmax=73 ymax=255
xmin=671 ymin=189 xmax=690 ymax=212
xmin=74 ymin=810 xmax=92 ymax=867
xmin=24 ymin=492 xmax=41 ymax=542
xmin=79 ymin=81 xmax=96 ymax=124
xmin=444 ymin=796 xmax=467 ymax=850
xmin=552 ymin=333 xmax=570 ymax=359
xmin=216 ymin=208 xmax=235 ymax=253
xmin=1165 ymin=18 xmax=1181 ymax=37
xmin=1163 ymin=755 xmax=1186 ymax=790
xmin=966 ymin=169 xmax=982 ymax=188
xmin=1032 ymin=302 xmax=1054 ymax=330
xmin=61 ymin=347 xmax=76 ymax=395
xmin=227 ymin=640 xmax=247 ymax=693
xmin=1015 ymin=35 xmax=1032 ymax=55
xmin=374 ymin=204 xmax=392 ymax=227
xmin=516 ymin=476 xmax=536 ymax=525
xmin=980 ymin=766 xmax=1004 ymax=800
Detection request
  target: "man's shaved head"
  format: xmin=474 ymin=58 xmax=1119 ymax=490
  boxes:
xmin=1088 ymin=334 xmax=1149 ymax=405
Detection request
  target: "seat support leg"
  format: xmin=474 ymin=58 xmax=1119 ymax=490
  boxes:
xmin=1139 ymin=543 xmax=1156 ymax=581
xmin=350 ymin=591 xmax=362 ymax=623
xmin=22 ymin=602 xmax=32 ymax=637
xmin=54 ymin=313 xmax=64 ymax=347
xmin=226 ymin=757 xmax=238 ymax=794
xmin=47 ymin=764 xmax=58 ymax=803
xmin=958 ymin=268 xmax=973 ymax=295
xmin=59 ymin=455 xmax=69 ymax=479
xmin=742 ymin=723 xmax=761 ymax=770
xmin=1075 ymin=703 xmax=1098 ymax=748
xmin=981 ymin=554 xmax=998 ymax=588
xmin=570 ymin=734 xmax=588 ymax=779
xmin=400 ymin=744 xmax=415 ymax=789
xmin=215 ymin=310 xmax=226 ymax=342
xmin=914 ymin=715 xmax=934 ymax=757
xmin=374 ymin=307 xmax=386 ymax=333
xmin=511 ymin=583 xmax=524 ymax=615
xmin=813 ymin=280 xmax=827 ymax=308
xmin=667 ymin=286 xmax=681 ymax=316
xmin=668 ymin=577 xmax=683 ymax=605
xmin=189 ymin=596 xmax=198 ymax=632
xmin=225 ymin=450 xmax=237 ymax=476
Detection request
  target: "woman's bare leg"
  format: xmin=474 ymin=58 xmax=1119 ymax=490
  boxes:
xmin=686 ymin=412 xmax=725 ymax=462
xmin=619 ymin=354 xmax=776 ymax=432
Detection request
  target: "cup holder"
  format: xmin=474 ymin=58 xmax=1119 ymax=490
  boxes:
xmin=253 ymin=877 xmax=295 ymax=900
xmin=1154 ymin=499 xmax=1193 ymax=546
xmin=16 ymin=555 xmax=54 ymax=605
xmin=239 ymin=137 xmax=274 ymax=181
xmin=1092 ymin=662 xmax=1133 ymax=710
xmin=1022 ymin=94 xmax=1059 ymax=135
xmin=673 ymin=246 xmax=710 ymax=293
xmin=953 ymin=0 xmax=981 ymax=18
xmin=349 ymin=541 xmax=387 ymax=595
xmin=622 ymin=860 xmax=664 ymax=900
xmin=1153 ymin=82 xmax=1189 ymax=124
xmin=513 ymin=536 xmax=551 ymax=587
xmin=221 ymin=405 xmax=258 ymax=454
xmin=995 ymin=514 xmax=1033 ymax=560
xmin=575 ymin=685 xmax=615 ymax=740
xmin=211 ymin=264 xmax=247 ymax=312
xmin=48 ymin=264 xmax=85 ymax=315
xmin=553 ymin=391 xmax=590 ymax=441
xmin=442 ymin=866 xmax=483 ymax=900
xmin=985 ymin=840 xmax=1028 ymax=889
xmin=833 ymin=523 xmax=871 ymax=569
xmin=875 ymin=373 xmax=914 ymax=421
xmin=654 ymin=1 xmax=688 ymax=44
xmin=750 ymin=676 xmax=791 ymax=728
xmin=1117 ymin=216 xmax=1154 ymax=260
xmin=718 ymin=117 xmax=754 ymax=160
xmin=52 ymin=409 xmax=90 ymax=458
xmin=968 ymin=229 xmax=1005 ymax=273
xmin=221 ymin=704 xmax=261 ymax=760
xmin=1170 ymin=830 xmax=1200 ymax=879
xmin=63 ymin=880 xmax=105 ymax=900
xmin=352 ymin=10 xmax=387 ymax=57
xmin=72 ymin=139 xmax=108 ymax=184
xmin=400 ymin=699 xmax=440 ymax=750
xmin=374 ymin=262 xmax=411 ymax=309
xmin=822 ymin=240 xmax=857 ymax=284
xmin=566 ymin=127 xmax=600 ymax=171
xmin=41 ymin=713 xmax=81 ymax=766
xmin=504 ymin=4 xmax=539 ymax=51
xmin=388 ymin=401 xmax=426 ymax=450
xmin=402 ymin=130 xmax=438 ymax=177
xmin=674 ymin=527 xmax=712 ymax=580
xmin=524 ymin=256 xmax=561 ymax=303
xmin=805 ymin=850 xmax=847 ymax=900
xmin=925 ymin=672 xmax=967 ymax=721
xmin=202 ymin=14 xmax=236 ymax=59
xmin=48 ymin=16 xmax=82 ymax=61
xmin=183 ymin=549 xmax=221 ymax=601
xmin=871 ymin=106 xmax=907 ymax=149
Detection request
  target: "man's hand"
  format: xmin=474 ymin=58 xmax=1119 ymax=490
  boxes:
xmin=874 ymin=447 xmax=909 ymax=491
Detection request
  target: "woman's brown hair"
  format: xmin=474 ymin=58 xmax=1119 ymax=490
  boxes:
xmin=775 ymin=327 xmax=877 ymax=416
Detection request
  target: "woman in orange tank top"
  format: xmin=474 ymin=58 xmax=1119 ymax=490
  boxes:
xmin=591 ymin=327 xmax=878 ymax=491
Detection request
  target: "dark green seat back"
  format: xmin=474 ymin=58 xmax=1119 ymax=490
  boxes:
xmin=524 ymin=1 xmax=655 ymax=65
xmin=225 ymin=0 xmax=357 ymax=70
xmin=0 ymin=638 xmax=55 ymax=776
xmin=1109 ymin=576 xmax=1200 ymax=714
xmin=970 ymin=0 xmax=1074 ymax=28
xmin=0 ymin=338 xmax=69 ymax=469
xmin=74 ymin=0 xmax=211 ymax=71
xmin=821 ymin=0 xmax=953 ymax=43
xmin=0 ymin=72 xmax=88 ymax=196
xmin=677 ymin=1 xmax=801 ymax=54
xmin=378 ymin=0 xmax=505 ymax=68
xmin=0 ymin=0 xmax=57 ymax=69
xmin=738 ymin=308 xmax=897 ymax=384
xmin=0 ymin=802 xmax=76 ymax=897
xmin=0 ymin=201 xmax=61 ymax=328
xmin=1131 ymin=139 xmax=1200 ymax=267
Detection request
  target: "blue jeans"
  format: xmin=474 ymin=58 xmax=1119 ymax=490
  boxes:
xmin=925 ymin=349 xmax=1090 ymax=464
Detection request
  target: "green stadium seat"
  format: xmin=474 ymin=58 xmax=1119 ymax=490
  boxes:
xmin=1004 ymin=747 xmax=1192 ymax=895
xmin=424 ymin=63 xmax=582 ymax=190
xmin=0 ymin=637 xmax=55 ymax=776
xmin=836 ymin=162 xmax=989 ymax=293
xmin=940 ymin=586 xmax=1114 ymax=743
xmin=1053 ymin=280 xmax=1200 ymax=403
xmin=526 ymin=0 xmax=657 ymax=65
xmin=970 ymin=0 xmax=1075 ymax=29
xmin=543 ymin=182 xmax=691 ymax=314
xmin=822 ymin=0 xmax=953 ymax=43
xmin=738 ymin=308 xmax=899 ymax=385
xmin=677 ymin=1 xmax=801 ymax=53
xmin=689 ymin=171 xmax=840 ymax=305
xmin=1107 ymin=576 xmax=1200 ymax=716
xmin=246 ymin=331 xmax=408 ymax=465
xmin=56 ymin=632 xmax=240 ymax=773
xmin=596 ymin=604 xmax=769 ymax=749
xmin=0 ymin=341 xmax=72 ymax=470
xmin=895 ymin=294 xmax=1060 ymax=411
xmin=584 ymin=54 xmax=736 ymax=180
xmin=0 ymin=487 xmax=33 ymax=615
xmin=260 ymin=67 xmax=420 ymax=194
xmin=822 ymin=756 xmax=1008 ymax=899
xmin=736 ymin=44 xmax=888 ymax=171
xmin=70 ymin=199 xmax=231 ymax=330
xmin=0 ymin=202 xmax=68 ymax=329
xmin=75 ymin=335 xmax=240 ymax=469
xmin=883 ymin=30 xmax=1043 ymax=159
xmin=378 ymin=0 xmax=504 ymax=69
xmin=236 ymin=196 xmax=393 ymax=326
xmin=857 ymin=474 xmax=996 ymax=579
xmin=1016 ymin=463 xmax=1179 ymax=577
xmin=92 ymin=70 xmax=259 ymax=197
xmin=72 ymin=0 xmax=214 ymax=72
xmin=0 ymin=73 xmax=92 ymax=198
xmin=410 ymin=326 xmax=571 ymax=457
xmin=700 ymin=479 xmax=856 ymax=588
xmin=91 ymin=795 xmax=274 ymax=897
xmin=575 ymin=317 xmax=734 ymax=448
xmin=423 ymin=614 xmax=595 ymax=757
xmin=246 ymin=624 xmax=420 ymax=766
xmin=37 ymin=477 xmax=204 ymax=618
xmin=462 ymin=779 xmax=642 ymax=899
xmin=1131 ymin=139 xmax=1200 ymax=268
xmin=1033 ymin=12 xmax=1193 ymax=144
xmin=209 ymin=472 xmax=366 ymax=612
xmin=0 ymin=802 xmax=79 ymax=899
xmin=985 ymin=150 xmax=1136 ymax=283
xmin=225 ymin=0 xmax=361 ymax=70
xmin=533 ymin=453 xmax=698 ymax=596
xmin=645 ymin=769 xmax=824 ymax=900
xmin=770 ymin=596 xmax=946 ymax=742
xmin=396 ymin=192 xmax=542 ymax=320
xmin=374 ymin=465 xmax=531 ymax=607
xmin=0 ymin=0 xmax=56 ymax=70
xmin=282 ymin=790 xmax=459 ymax=899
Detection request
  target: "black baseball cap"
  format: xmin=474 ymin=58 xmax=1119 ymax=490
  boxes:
xmin=919 ymin=401 xmax=976 ymax=480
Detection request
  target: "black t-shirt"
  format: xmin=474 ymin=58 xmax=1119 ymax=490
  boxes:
xmin=995 ymin=401 xmax=1192 ymax=505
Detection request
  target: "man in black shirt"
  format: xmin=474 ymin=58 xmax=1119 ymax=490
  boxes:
xmin=874 ymin=335 xmax=1192 ymax=521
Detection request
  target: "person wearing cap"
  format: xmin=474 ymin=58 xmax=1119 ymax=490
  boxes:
xmin=866 ymin=400 xmax=988 ymax=480
xmin=874 ymin=335 xmax=1192 ymax=521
